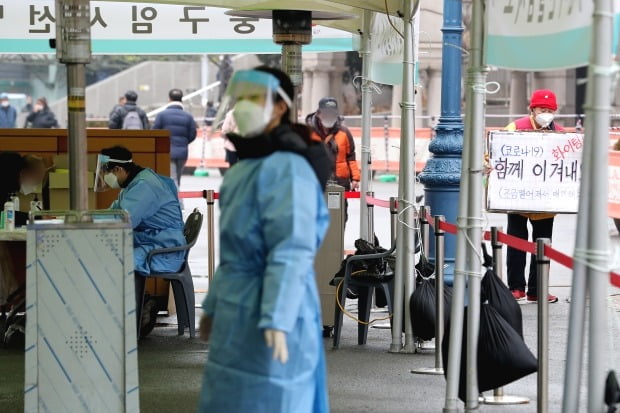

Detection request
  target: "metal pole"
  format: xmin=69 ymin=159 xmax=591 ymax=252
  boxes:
xmin=586 ymin=2 xmax=613 ymax=412
xmin=463 ymin=2 xmax=486 ymax=409
xmin=563 ymin=1 xmax=613 ymax=411
xmin=206 ymin=190 xmax=215 ymax=283
xmin=419 ymin=205 xmax=430 ymax=256
xmin=359 ymin=10 xmax=373 ymax=242
xmin=393 ymin=0 xmax=419 ymax=354
xmin=67 ymin=64 xmax=88 ymax=210
xmin=483 ymin=227 xmax=530 ymax=406
xmin=411 ymin=215 xmax=445 ymax=375
xmin=537 ymin=238 xmax=550 ymax=413
xmin=281 ymin=43 xmax=302 ymax=122
xmin=491 ymin=227 xmax=503 ymax=280
xmin=55 ymin=0 xmax=91 ymax=211
xmin=390 ymin=197 xmax=398 ymax=248
xmin=201 ymin=54 xmax=209 ymax=106
xmin=367 ymin=191 xmax=375 ymax=243
xmin=384 ymin=115 xmax=390 ymax=174
xmin=418 ymin=0 xmax=464 ymax=284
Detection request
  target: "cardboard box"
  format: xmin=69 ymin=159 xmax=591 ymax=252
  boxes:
xmin=48 ymin=169 xmax=97 ymax=210
xmin=53 ymin=154 xmax=99 ymax=171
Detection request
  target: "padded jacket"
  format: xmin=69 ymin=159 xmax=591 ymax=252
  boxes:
xmin=306 ymin=113 xmax=360 ymax=183
xmin=153 ymin=103 xmax=197 ymax=160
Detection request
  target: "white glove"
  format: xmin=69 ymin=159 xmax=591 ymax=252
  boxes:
xmin=264 ymin=329 xmax=289 ymax=364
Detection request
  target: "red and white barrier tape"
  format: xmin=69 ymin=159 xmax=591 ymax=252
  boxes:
xmin=368 ymin=194 xmax=620 ymax=288
xmin=178 ymin=189 xmax=620 ymax=288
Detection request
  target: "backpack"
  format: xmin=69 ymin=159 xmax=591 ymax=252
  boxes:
xmin=122 ymin=109 xmax=143 ymax=130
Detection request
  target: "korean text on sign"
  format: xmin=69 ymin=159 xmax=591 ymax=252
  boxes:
xmin=486 ymin=130 xmax=584 ymax=214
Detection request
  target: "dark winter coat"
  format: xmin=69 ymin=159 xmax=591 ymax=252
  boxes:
xmin=153 ymin=103 xmax=197 ymax=160
xmin=108 ymin=102 xmax=150 ymax=130
xmin=25 ymin=107 xmax=59 ymax=128
xmin=0 ymin=105 xmax=17 ymax=128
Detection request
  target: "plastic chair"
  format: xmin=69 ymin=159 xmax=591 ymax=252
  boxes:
xmin=141 ymin=208 xmax=203 ymax=338
xmin=333 ymin=244 xmax=396 ymax=349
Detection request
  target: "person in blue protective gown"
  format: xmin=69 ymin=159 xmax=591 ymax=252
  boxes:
xmin=96 ymin=145 xmax=185 ymax=274
xmin=198 ymin=67 xmax=332 ymax=413
xmin=95 ymin=145 xmax=186 ymax=335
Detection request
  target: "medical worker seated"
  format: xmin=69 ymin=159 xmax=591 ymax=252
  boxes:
xmin=197 ymin=67 xmax=330 ymax=413
xmin=95 ymin=146 xmax=185 ymax=332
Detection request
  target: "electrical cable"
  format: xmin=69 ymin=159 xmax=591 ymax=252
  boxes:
xmin=384 ymin=0 xmax=404 ymax=39
xmin=336 ymin=278 xmax=392 ymax=326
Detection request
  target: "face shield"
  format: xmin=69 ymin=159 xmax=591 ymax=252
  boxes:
xmin=94 ymin=154 xmax=132 ymax=192
xmin=212 ymin=70 xmax=292 ymax=138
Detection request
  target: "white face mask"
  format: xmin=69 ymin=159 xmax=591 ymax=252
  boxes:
xmin=232 ymin=100 xmax=271 ymax=138
xmin=321 ymin=117 xmax=337 ymax=128
xmin=104 ymin=173 xmax=120 ymax=189
xmin=535 ymin=112 xmax=554 ymax=128
xmin=1 ymin=101 xmax=8 ymax=108
xmin=20 ymin=183 xmax=40 ymax=195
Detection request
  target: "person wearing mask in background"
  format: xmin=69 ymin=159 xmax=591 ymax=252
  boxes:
xmin=24 ymin=97 xmax=59 ymax=128
xmin=504 ymin=89 xmax=562 ymax=304
xmin=306 ymin=96 xmax=360 ymax=223
xmin=0 ymin=93 xmax=17 ymax=128
xmin=108 ymin=90 xmax=149 ymax=130
xmin=152 ymin=89 xmax=197 ymax=196
xmin=198 ymin=66 xmax=330 ymax=413
xmin=0 ymin=152 xmax=47 ymax=226
xmin=94 ymin=145 xmax=185 ymax=335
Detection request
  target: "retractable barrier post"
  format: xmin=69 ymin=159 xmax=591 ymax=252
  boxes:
xmin=411 ymin=215 xmax=445 ymax=375
xmin=390 ymin=197 xmax=398 ymax=248
xmin=419 ymin=205 xmax=430 ymax=255
xmin=206 ymin=190 xmax=215 ymax=283
xmin=537 ymin=238 xmax=551 ymax=413
xmin=367 ymin=191 xmax=375 ymax=242
xmin=483 ymin=227 xmax=529 ymax=405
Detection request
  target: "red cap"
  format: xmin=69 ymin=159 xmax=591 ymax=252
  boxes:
xmin=529 ymin=89 xmax=557 ymax=111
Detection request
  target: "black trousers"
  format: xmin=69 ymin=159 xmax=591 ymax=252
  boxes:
xmin=506 ymin=213 xmax=554 ymax=296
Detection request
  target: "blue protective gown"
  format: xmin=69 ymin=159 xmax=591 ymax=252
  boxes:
xmin=199 ymin=151 xmax=330 ymax=413
xmin=111 ymin=168 xmax=185 ymax=274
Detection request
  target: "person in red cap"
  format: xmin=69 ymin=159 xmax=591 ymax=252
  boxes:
xmin=503 ymin=89 xmax=562 ymax=303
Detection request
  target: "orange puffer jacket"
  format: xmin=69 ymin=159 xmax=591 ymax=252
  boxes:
xmin=307 ymin=114 xmax=360 ymax=182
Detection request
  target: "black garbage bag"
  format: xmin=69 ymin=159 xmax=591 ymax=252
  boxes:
xmin=441 ymin=304 xmax=538 ymax=401
xmin=481 ymin=269 xmax=523 ymax=338
xmin=606 ymin=371 xmax=620 ymax=413
xmin=409 ymin=276 xmax=453 ymax=340
xmin=416 ymin=253 xmax=435 ymax=279
xmin=480 ymin=244 xmax=524 ymax=337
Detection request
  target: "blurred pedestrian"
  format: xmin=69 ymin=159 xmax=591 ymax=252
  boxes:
xmin=108 ymin=90 xmax=149 ymax=130
xmin=152 ymin=88 xmax=197 ymax=193
xmin=204 ymin=101 xmax=217 ymax=127
xmin=0 ymin=93 xmax=17 ymax=128
xmin=21 ymin=95 xmax=33 ymax=114
xmin=505 ymin=89 xmax=562 ymax=304
xmin=306 ymin=97 xmax=359 ymax=222
xmin=24 ymin=97 xmax=59 ymax=128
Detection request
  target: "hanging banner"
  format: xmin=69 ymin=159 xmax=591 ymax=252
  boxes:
xmin=369 ymin=10 xmax=419 ymax=85
xmin=486 ymin=130 xmax=584 ymax=214
xmin=486 ymin=0 xmax=620 ymax=70
xmin=0 ymin=1 xmax=354 ymax=54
